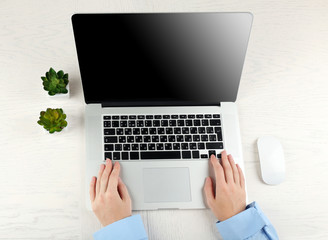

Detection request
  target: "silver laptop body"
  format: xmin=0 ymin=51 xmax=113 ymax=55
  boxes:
xmin=71 ymin=12 xmax=253 ymax=210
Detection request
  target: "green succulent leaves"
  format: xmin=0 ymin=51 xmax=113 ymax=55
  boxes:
xmin=37 ymin=108 xmax=68 ymax=133
xmin=41 ymin=68 xmax=69 ymax=96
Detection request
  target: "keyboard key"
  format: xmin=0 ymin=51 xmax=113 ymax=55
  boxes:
xmin=188 ymin=114 xmax=195 ymax=118
xmin=140 ymin=144 xmax=147 ymax=150
xmin=205 ymin=114 xmax=212 ymax=118
xmin=213 ymin=114 xmax=220 ymax=118
xmin=209 ymin=134 xmax=217 ymax=141
xmin=174 ymin=127 xmax=181 ymax=134
xmin=160 ymin=135 xmax=167 ymax=142
xmin=181 ymin=143 xmax=189 ymax=150
xmin=171 ymin=115 xmax=178 ymax=119
xmin=112 ymin=121 xmax=119 ymax=127
xmin=104 ymin=136 xmax=117 ymax=143
xmin=105 ymin=152 xmax=112 ymax=160
xmin=141 ymin=128 xmax=149 ymax=135
xmin=198 ymin=142 xmax=205 ymax=149
xmin=133 ymin=128 xmax=140 ymax=135
xmin=201 ymin=154 xmax=208 ymax=158
xmin=176 ymin=135 xmax=184 ymax=142
xmin=119 ymin=136 xmax=126 ymax=143
xmin=120 ymin=121 xmax=128 ymax=127
xmin=146 ymin=115 xmax=153 ymax=119
xmin=145 ymin=120 xmax=152 ymax=127
xmin=141 ymin=151 xmax=181 ymax=159
xmin=121 ymin=116 xmax=128 ymax=119
xmin=210 ymin=119 xmax=221 ymax=126
xmin=127 ymin=136 xmax=134 ymax=143
xmin=149 ymin=128 xmax=157 ymax=134
xmin=166 ymin=128 xmax=173 ymax=134
xmin=192 ymin=151 xmax=200 ymax=158
xmin=165 ymin=143 xmax=172 ymax=150
xmin=163 ymin=115 xmax=170 ymax=119
xmin=116 ymin=128 xmax=124 ymax=135
xmin=115 ymin=144 xmax=122 ymax=151
xmin=169 ymin=120 xmax=177 ymax=126
xmin=158 ymin=128 xmax=165 ymax=134
xmin=112 ymin=116 xmax=119 ymax=120
xmin=155 ymin=115 xmax=162 ymax=119
xmin=135 ymin=136 xmax=143 ymax=142
xmin=113 ymin=152 xmax=120 ymax=160
xmin=148 ymin=143 xmax=156 ymax=150
xmin=156 ymin=143 xmax=164 ymax=150
xmin=198 ymin=127 xmax=205 ymax=133
xmin=121 ymin=152 xmax=129 ymax=160
xmin=128 ymin=120 xmax=136 ymax=127
xmin=173 ymin=143 xmax=180 ymax=150
xmin=185 ymin=135 xmax=192 ymax=142
xmin=208 ymin=150 xmax=216 ymax=158
xmin=182 ymin=151 xmax=192 ymax=159
xmin=103 ymin=121 xmax=111 ymax=127
xmin=137 ymin=120 xmax=144 ymax=127
xmin=194 ymin=120 xmax=201 ymax=126
xmin=103 ymin=116 xmax=111 ymax=120
xmin=123 ymin=144 xmax=131 ymax=151
xmin=190 ymin=143 xmax=197 ymax=149
xmin=201 ymin=135 xmax=208 ymax=141
xmin=190 ymin=127 xmax=198 ymax=134
xmin=182 ymin=127 xmax=189 ymax=134
xmin=130 ymin=152 xmax=139 ymax=160
xmin=138 ymin=115 xmax=145 ymax=119
xmin=104 ymin=129 xmax=115 ymax=135
xmin=192 ymin=135 xmax=200 ymax=141
xmin=202 ymin=119 xmax=209 ymax=126
xmin=161 ymin=120 xmax=168 ymax=126
xmin=168 ymin=135 xmax=176 ymax=142
xmin=206 ymin=127 xmax=214 ymax=133
xmin=132 ymin=144 xmax=139 ymax=151
xmin=124 ymin=128 xmax=132 ymax=135
xmin=177 ymin=120 xmax=185 ymax=126
xmin=151 ymin=136 xmax=159 ymax=142
xmin=185 ymin=120 xmax=192 ymax=126
xmin=206 ymin=142 xmax=224 ymax=149
xmin=143 ymin=136 xmax=151 ymax=142
xmin=104 ymin=144 xmax=114 ymax=151
xmin=196 ymin=114 xmax=203 ymax=118
xmin=153 ymin=120 xmax=160 ymax=127
xmin=180 ymin=115 xmax=187 ymax=119
xmin=129 ymin=115 xmax=136 ymax=119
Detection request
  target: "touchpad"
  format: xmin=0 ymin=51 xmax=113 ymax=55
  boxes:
xmin=143 ymin=168 xmax=191 ymax=203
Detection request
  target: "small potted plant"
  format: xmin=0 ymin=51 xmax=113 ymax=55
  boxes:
xmin=41 ymin=68 xmax=69 ymax=97
xmin=37 ymin=108 xmax=68 ymax=134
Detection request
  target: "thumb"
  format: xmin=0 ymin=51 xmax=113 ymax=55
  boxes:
xmin=118 ymin=177 xmax=131 ymax=202
xmin=204 ymin=177 xmax=215 ymax=208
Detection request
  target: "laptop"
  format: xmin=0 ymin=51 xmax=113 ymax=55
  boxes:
xmin=71 ymin=12 xmax=253 ymax=210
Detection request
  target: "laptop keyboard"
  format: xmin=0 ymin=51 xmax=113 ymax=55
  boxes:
xmin=103 ymin=114 xmax=223 ymax=161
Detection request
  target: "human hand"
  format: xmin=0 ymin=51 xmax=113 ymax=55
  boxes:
xmin=90 ymin=159 xmax=132 ymax=226
xmin=204 ymin=150 xmax=246 ymax=221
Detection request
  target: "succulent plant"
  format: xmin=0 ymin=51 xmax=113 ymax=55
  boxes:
xmin=37 ymin=108 xmax=68 ymax=133
xmin=41 ymin=68 xmax=69 ymax=96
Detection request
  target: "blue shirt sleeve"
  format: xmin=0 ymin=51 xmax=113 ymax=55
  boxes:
xmin=93 ymin=214 xmax=148 ymax=240
xmin=216 ymin=202 xmax=279 ymax=240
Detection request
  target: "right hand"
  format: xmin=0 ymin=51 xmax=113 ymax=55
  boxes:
xmin=204 ymin=150 xmax=246 ymax=221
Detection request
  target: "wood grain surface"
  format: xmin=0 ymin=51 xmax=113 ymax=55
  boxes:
xmin=0 ymin=0 xmax=327 ymax=239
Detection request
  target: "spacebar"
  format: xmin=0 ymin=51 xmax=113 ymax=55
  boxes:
xmin=140 ymin=151 xmax=181 ymax=160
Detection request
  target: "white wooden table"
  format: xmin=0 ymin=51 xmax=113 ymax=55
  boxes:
xmin=1 ymin=0 xmax=328 ymax=239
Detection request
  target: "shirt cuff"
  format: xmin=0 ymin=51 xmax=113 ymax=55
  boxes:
xmin=93 ymin=214 xmax=148 ymax=240
xmin=216 ymin=202 xmax=268 ymax=240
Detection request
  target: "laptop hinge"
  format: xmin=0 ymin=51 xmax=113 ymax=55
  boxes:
xmin=101 ymin=101 xmax=221 ymax=108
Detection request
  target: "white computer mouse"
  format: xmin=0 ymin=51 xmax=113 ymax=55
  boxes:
xmin=257 ymin=136 xmax=285 ymax=185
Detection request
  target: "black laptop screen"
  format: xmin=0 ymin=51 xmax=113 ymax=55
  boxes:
xmin=72 ymin=13 xmax=252 ymax=105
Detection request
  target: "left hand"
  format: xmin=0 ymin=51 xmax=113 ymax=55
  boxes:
xmin=90 ymin=159 xmax=132 ymax=226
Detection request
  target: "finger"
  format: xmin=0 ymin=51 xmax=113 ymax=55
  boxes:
xmin=89 ymin=176 xmax=96 ymax=202
xmin=228 ymin=154 xmax=239 ymax=185
xmin=108 ymin=161 xmax=121 ymax=192
xmin=237 ymin=164 xmax=245 ymax=189
xmin=100 ymin=159 xmax=113 ymax=193
xmin=221 ymin=150 xmax=234 ymax=183
xmin=204 ymin=177 xmax=215 ymax=207
xmin=96 ymin=163 xmax=105 ymax=195
xmin=210 ymin=154 xmax=225 ymax=186
xmin=118 ymin=177 xmax=131 ymax=202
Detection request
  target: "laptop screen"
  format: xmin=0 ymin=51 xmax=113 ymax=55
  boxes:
xmin=72 ymin=13 xmax=252 ymax=106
